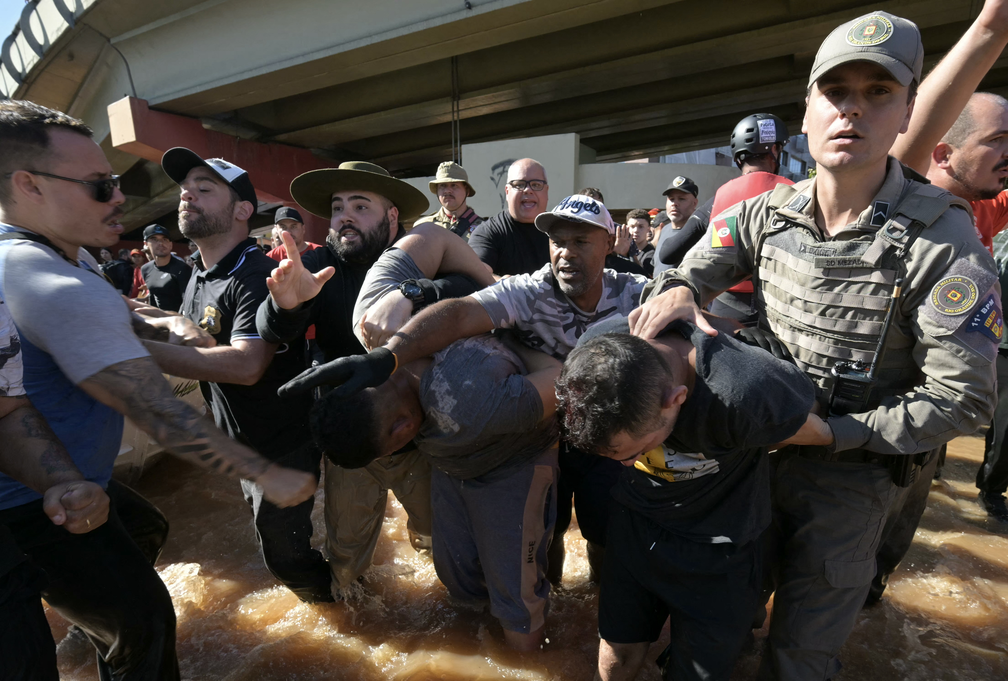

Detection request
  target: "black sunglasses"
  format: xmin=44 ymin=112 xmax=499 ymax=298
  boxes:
xmin=17 ymin=170 xmax=121 ymax=203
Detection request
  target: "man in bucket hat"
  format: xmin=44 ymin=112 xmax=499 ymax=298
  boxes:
xmin=414 ymin=161 xmax=484 ymax=240
xmin=257 ymin=161 xmax=483 ymax=592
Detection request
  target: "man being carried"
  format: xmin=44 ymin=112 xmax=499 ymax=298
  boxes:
xmin=630 ymin=12 xmax=999 ymax=679
xmin=139 ymin=224 xmax=191 ymax=312
xmin=140 ymin=148 xmax=334 ymax=603
xmin=281 ymin=194 xmax=656 ymax=583
xmin=414 ymin=161 xmax=484 ymax=240
xmin=310 ymin=330 xmax=559 ymax=651
xmin=555 ymin=317 xmax=814 ymax=681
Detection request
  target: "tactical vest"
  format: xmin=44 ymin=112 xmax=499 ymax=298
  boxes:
xmin=753 ymin=178 xmax=969 ymax=403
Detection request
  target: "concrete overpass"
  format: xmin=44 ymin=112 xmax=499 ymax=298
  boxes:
xmin=2 ymin=0 xmax=1002 ymax=237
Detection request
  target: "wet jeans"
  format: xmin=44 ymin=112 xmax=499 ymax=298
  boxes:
xmin=240 ymin=440 xmax=332 ymax=602
xmin=0 ymin=480 xmax=179 ymax=681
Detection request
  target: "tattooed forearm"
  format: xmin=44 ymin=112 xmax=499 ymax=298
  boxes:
xmin=0 ymin=397 xmax=84 ymax=493
xmin=131 ymin=312 xmax=171 ymax=342
xmin=80 ymin=357 xmax=271 ymax=481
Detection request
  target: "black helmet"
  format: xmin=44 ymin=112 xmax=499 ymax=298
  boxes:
xmin=730 ymin=114 xmax=788 ymax=168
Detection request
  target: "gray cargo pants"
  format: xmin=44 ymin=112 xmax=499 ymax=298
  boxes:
xmin=758 ymin=453 xmax=902 ymax=681
xmin=323 ymin=450 xmax=432 ymax=589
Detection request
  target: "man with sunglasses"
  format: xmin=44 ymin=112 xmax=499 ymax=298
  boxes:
xmin=468 ymin=158 xmax=551 ymax=277
xmin=0 ymin=100 xmax=316 ymax=681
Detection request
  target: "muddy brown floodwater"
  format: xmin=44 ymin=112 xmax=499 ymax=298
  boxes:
xmin=47 ymin=436 xmax=1008 ymax=680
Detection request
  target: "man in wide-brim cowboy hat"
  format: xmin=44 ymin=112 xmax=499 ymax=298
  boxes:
xmin=254 ymin=160 xmax=455 ymax=594
xmin=414 ymin=161 xmax=485 ymax=241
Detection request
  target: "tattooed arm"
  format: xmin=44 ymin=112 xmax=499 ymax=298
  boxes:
xmin=0 ymin=395 xmax=109 ymax=533
xmin=79 ymin=356 xmax=315 ymax=507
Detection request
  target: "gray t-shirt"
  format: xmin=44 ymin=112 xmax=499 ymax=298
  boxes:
xmin=352 ymin=247 xmax=424 ymax=347
xmin=471 ymin=263 xmax=648 ymax=359
xmin=417 ymin=335 xmax=558 ymax=480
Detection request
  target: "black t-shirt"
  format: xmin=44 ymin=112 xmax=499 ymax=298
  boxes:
xmin=180 ymin=238 xmax=313 ymax=460
xmin=581 ymin=318 xmax=814 ymax=544
xmin=140 ymin=255 xmax=192 ymax=312
xmin=654 ymin=197 xmax=714 ymax=275
xmin=100 ymin=259 xmax=133 ymax=295
xmin=468 ymin=209 xmax=550 ymax=276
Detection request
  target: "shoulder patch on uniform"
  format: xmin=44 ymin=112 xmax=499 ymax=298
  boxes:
xmin=787 ymin=194 xmax=810 ymax=212
xmin=967 ymin=294 xmax=1003 ymax=342
xmin=711 ymin=215 xmax=737 ymax=248
xmin=931 ymin=276 xmax=979 ymax=315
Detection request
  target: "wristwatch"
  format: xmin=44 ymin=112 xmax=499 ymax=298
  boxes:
xmin=398 ymin=279 xmax=426 ymax=312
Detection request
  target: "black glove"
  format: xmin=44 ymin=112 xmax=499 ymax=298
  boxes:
xmin=734 ymin=327 xmax=794 ymax=363
xmin=278 ymin=347 xmax=397 ymax=398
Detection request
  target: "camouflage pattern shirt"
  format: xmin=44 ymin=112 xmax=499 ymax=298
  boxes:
xmin=471 ymin=263 xmax=648 ymax=359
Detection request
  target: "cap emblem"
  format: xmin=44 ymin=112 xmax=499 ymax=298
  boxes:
xmin=672 ymin=176 xmax=685 ymax=187
xmin=846 ymin=15 xmax=893 ymax=46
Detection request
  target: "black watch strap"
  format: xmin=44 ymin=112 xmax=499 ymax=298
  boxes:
xmin=398 ymin=279 xmax=426 ymax=311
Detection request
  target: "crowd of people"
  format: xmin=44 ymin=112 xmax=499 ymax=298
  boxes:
xmin=2 ymin=4 xmax=1008 ymax=681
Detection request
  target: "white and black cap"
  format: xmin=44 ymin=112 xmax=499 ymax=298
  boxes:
xmin=161 ymin=147 xmax=258 ymax=209
xmin=534 ymin=194 xmax=615 ymax=235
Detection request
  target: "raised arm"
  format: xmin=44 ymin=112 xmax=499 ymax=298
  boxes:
xmin=890 ymin=0 xmax=1008 ymax=173
xmin=80 ymin=357 xmax=315 ymax=507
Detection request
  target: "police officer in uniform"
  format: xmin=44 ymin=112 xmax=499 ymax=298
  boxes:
xmin=631 ymin=12 xmax=999 ymax=680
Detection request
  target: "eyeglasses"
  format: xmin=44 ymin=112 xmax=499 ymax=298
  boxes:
xmin=17 ymin=170 xmax=121 ymax=203
xmin=507 ymin=179 xmax=547 ymax=192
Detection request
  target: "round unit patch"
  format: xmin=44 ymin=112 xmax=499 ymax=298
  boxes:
xmin=846 ymin=15 xmax=894 ymax=46
xmin=717 ymin=226 xmax=731 ymax=238
xmin=931 ymin=276 xmax=978 ymax=315
xmin=672 ymin=176 xmax=685 ymax=187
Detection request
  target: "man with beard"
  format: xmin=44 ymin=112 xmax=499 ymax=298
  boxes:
xmin=468 ymin=158 xmax=550 ymax=277
xmin=139 ymin=224 xmax=191 ymax=312
xmin=279 ymin=193 xmax=658 ymax=585
xmin=141 ymin=148 xmax=334 ymax=602
xmin=257 ymin=161 xmax=482 ymax=591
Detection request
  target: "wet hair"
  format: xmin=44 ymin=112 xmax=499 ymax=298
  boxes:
xmin=625 ymin=209 xmax=651 ymax=223
xmin=943 ymin=92 xmax=1008 ymax=148
xmin=578 ymin=187 xmax=604 ymax=202
xmin=309 ymin=389 xmax=384 ymax=469
xmin=0 ymin=100 xmax=94 ymax=204
xmin=555 ymin=334 xmax=672 ymax=455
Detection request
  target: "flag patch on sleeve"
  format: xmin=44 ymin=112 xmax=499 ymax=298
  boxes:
xmin=711 ymin=216 xmax=737 ymax=248
xmin=967 ymin=293 xmax=1003 ymax=342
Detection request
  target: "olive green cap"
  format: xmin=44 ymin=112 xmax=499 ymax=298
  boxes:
xmin=808 ymin=11 xmax=923 ymax=88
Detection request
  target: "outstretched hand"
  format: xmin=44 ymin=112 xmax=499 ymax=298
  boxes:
xmin=279 ymin=347 xmax=397 ymax=398
xmin=629 ymin=285 xmax=717 ymax=339
xmin=266 ymin=230 xmax=335 ymax=309
xmin=613 ymin=224 xmax=633 ymax=257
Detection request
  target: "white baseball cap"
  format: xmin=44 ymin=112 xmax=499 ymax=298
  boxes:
xmin=534 ymin=194 xmax=615 ymax=235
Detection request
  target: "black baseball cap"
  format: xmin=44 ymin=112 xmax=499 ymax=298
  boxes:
xmin=274 ymin=206 xmax=304 ymax=224
xmin=651 ymin=210 xmax=670 ymax=229
xmin=143 ymin=224 xmax=170 ymax=240
xmin=663 ymin=176 xmax=699 ymax=198
xmin=161 ymin=147 xmax=258 ymax=210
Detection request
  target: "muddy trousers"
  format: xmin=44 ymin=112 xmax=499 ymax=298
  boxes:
xmin=757 ymin=455 xmax=901 ymax=681
xmin=323 ymin=450 xmax=432 ymax=589
xmin=0 ymin=481 xmax=179 ymax=681
xmin=979 ymin=352 xmax=1008 ymax=496
xmin=240 ymin=441 xmax=331 ymax=602
xmin=431 ymin=448 xmax=558 ymax=634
